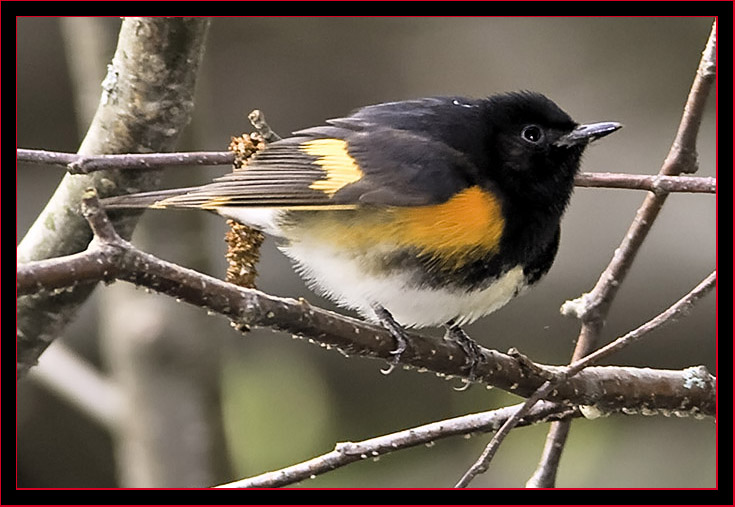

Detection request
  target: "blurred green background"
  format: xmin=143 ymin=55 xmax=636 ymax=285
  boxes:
xmin=17 ymin=17 xmax=716 ymax=488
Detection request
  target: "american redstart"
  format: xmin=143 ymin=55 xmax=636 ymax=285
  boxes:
xmin=102 ymin=92 xmax=621 ymax=374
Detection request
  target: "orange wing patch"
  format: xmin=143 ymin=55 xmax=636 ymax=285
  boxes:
xmin=302 ymin=139 xmax=363 ymax=197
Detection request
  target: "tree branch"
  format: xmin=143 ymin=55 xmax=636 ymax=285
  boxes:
xmin=525 ymin=422 xmax=569 ymax=488
xmin=28 ymin=343 xmax=125 ymax=429
xmin=216 ymin=401 xmax=577 ymax=488
xmin=574 ymin=172 xmax=715 ymax=194
xmin=18 ymin=148 xmax=716 ymax=194
xmin=247 ymin=109 xmax=282 ymax=142
xmin=17 ymin=191 xmax=716 ymax=418
xmin=456 ymin=271 xmax=716 ymax=487
xmin=529 ymin=20 xmax=717 ymax=488
xmin=222 ymin=261 xmax=714 ymax=490
xmin=16 ymin=17 xmax=212 ymax=378
xmin=568 ymin=19 xmax=716 ymax=329
xmin=16 ymin=148 xmax=236 ymax=174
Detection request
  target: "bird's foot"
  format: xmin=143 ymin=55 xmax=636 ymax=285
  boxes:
xmin=443 ymin=322 xmax=485 ymax=389
xmin=372 ymin=305 xmax=409 ymax=374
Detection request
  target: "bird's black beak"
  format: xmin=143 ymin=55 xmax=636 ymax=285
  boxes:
xmin=555 ymin=121 xmax=622 ymax=147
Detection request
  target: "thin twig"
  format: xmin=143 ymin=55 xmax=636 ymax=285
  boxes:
xmin=248 ymin=109 xmax=281 ymax=142
xmin=574 ymin=172 xmax=715 ymax=194
xmin=569 ymin=20 xmax=716 ymax=330
xmin=17 ymin=148 xmax=716 ymax=194
xmin=525 ymin=422 xmax=569 ymax=488
xmin=81 ymin=188 xmax=123 ymax=241
xmin=570 ymin=274 xmax=716 ymax=370
xmin=455 ymin=380 xmax=558 ymax=487
xmin=16 ymin=148 xmax=235 ymax=174
xmin=216 ymin=401 xmax=575 ymax=488
xmin=529 ymin=20 xmax=717 ymax=488
xmin=456 ymin=271 xmax=716 ymax=487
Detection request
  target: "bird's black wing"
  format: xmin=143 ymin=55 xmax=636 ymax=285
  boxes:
xmin=104 ymin=98 xmax=484 ymax=210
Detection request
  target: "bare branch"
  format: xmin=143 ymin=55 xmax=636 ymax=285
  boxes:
xmin=16 ymin=17 xmax=212 ymax=379
xmin=247 ymin=109 xmax=282 ymax=142
xmin=525 ymin=422 xmax=569 ymax=488
xmin=574 ymin=172 xmax=715 ymax=194
xmin=18 ymin=148 xmax=716 ymax=194
xmin=456 ymin=271 xmax=716 ymax=487
xmin=17 ymin=191 xmax=716 ymax=418
xmin=529 ymin=20 xmax=717 ymax=488
xmin=569 ymin=273 xmax=716 ymax=370
xmin=571 ymin=20 xmax=716 ymax=329
xmin=16 ymin=148 xmax=235 ymax=174
xmin=662 ymin=20 xmax=717 ymax=175
xmin=216 ymin=401 xmax=576 ymax=488
xmin=231 ymin=276 xmax=718 ymax=491
xmin=28 ymin=343 xmax=125 ymax=429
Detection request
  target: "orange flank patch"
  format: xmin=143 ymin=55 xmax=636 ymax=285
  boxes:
xmin=395 ymin=186 xmax=505 ymax=259
xmin=297 ymin=186 xmax=505 ymax=267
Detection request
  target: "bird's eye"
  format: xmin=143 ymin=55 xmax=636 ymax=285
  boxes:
xmin=521 ymin=125 xmax=544 ymax=144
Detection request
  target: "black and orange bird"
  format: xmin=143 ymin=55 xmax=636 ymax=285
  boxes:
xmin=103 ymin=92 xmax=621 ymax=374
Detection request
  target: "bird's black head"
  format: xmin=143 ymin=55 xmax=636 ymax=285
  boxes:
xmin=481 ymin=91 xmax=620 ymax=216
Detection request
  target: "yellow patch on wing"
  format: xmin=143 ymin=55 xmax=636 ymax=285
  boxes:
xmin=302 ymin=139 xmax=363 ymax=197
xmin=199 ymin=196 xmax=234 ymax=209
xmin=152 ymin=196 xmax=233 ymax=209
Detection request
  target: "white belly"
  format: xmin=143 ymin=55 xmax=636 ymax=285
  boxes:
xmin=281 ymin=241 xmax=526 ymax=328
xmin=218 ymin=207 xmax=527 ymax=328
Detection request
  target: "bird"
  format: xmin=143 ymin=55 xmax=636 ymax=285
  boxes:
xmin=102 ymin=91 xmax=621 ymax=376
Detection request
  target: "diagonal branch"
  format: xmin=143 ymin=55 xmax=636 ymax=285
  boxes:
xmin=567 ymin=20 xmax=716 ymax=330
xmin=456 ymin=271 xmax=716 ymax=488
xmin=17 ymin=191 xmax=717 ymax=417
xmin=528 ymin=20 xmax=717 ymax=488
xmin=16 ymin=17 xmax=212 ymax=378
xmin=215 ymin=271 xmax=715 ymax=489
xmin=216 ymin=401 xmax=577 ymax=488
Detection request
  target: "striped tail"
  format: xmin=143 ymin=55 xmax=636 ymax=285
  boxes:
xmin=100 ymin=187 xmax=201 ymax=209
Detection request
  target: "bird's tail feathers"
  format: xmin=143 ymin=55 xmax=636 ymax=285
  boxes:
xmin=100 ymin=187 xmax=200 ymax=210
